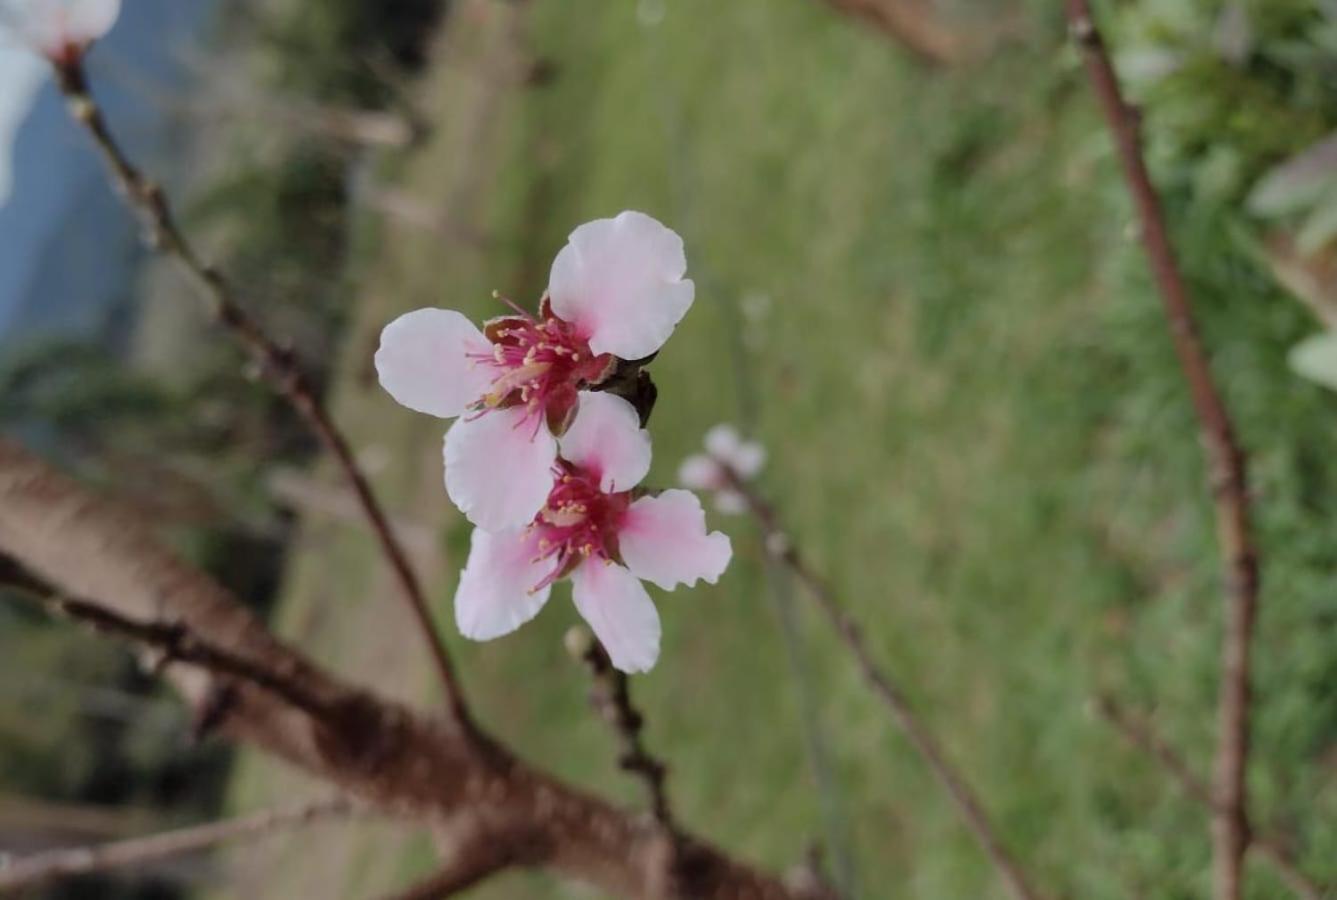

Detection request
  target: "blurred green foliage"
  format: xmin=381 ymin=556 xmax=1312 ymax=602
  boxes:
xmin=1116 ymin=1 xmax=1337 ymax=393
xmin=1115 ymin=1 xmax=1337 ymax=205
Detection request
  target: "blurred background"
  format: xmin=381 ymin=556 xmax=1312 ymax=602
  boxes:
xmin=1 ymin=0 xmax=1335 ymax=897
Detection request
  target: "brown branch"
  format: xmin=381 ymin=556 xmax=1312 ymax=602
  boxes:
xmin=1094 ymin=697 xmax=1328 ymax=900
xmin=3 ymin=583 xmax=333 ymax=724
xmin=727 ymin=474 xmax=1045 ymax=900
xmin=817 ymin=0 xmax=965 ymax=67
xmin=374 ymin=845 xmax=517 ymax=900
xmin=0 ymin=798 xmax=354 ymax=893
xmin=1094 ymin=696 xmax=1214 ymax=810
xmin=48 ymin=57 xmax=468 ymax=723
xmin=1064 ymin=7 xmax=1262 ymax=900
xmin=565 ymin=628 xmax=675 ymax=831
xmin=104 ymin=55 xmax=419 ymax=149
xmin=0 ymin=438 xmax=831 ymax=900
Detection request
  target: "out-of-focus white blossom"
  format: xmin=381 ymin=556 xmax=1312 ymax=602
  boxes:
xmin=0 ymin=0 xmax=120 ymax=63
xmin=677 ymin=423 xmax=766 ymax=515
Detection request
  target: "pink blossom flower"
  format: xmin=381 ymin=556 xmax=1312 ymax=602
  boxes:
xmin=0 ymin=0 xmax=120 ymax=64
xmin=376 ymin=211 xmax=695 ymax=531
xmin=454 ymin=391 xmax=731 ymax=673
xmin=678 ymin=424 xmax=766 ymax=515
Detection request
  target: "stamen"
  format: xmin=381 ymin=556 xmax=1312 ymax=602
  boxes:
xmin=491 ymin=289 xmax=532 ymax=319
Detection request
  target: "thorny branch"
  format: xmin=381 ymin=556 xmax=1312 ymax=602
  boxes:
xmin=1094 ymin=697 xmax=1327 ymax=900
xmin=0 ymin=798 xmax=354 ymax=893
xmin=48 ymin=57 xmax=469 ymax=724
xmin=566 ymin=628 xmax=676 ymax=832
xmin=1064 ymin=6 xmax=1262 ymax=899
xmin=724 ymin=472 xmax=1046 ymax=900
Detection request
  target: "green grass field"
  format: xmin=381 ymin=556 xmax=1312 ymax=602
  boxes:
xmin=220 ymin=2 xmax=1337 ymax=897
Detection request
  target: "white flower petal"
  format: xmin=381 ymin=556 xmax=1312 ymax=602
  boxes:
xmin=65 ymin=0 xmax=116 ymax=39
xmin=444 ymin=407 xmax=556 ymax=531
xmin=376 ymin=308 xmax=494 ymax=419
xmin=677 ymin=454 xmax=724 ymax=491
xmin=5 ymin=0 xmax=120 ymax=52
xmin=702 ymin=424 xmax=764 ymax=478
xmin=547 ymin=211 xmax=694 ymax=361
xmin=454 ymin=527 xmax=553 ymax=640
xmin=557 ymin=391 xmax=650 ymax=493
xmin=713 ymin=490 xmax=748 ymax=516
xmin=703 ymin=424 xmax=743 ymax=460
xmin=571 ymin=559 xmax=661 ymax=673
xmin=619 ymin=489 xmax=732 ymax=591
xmin=729 ymin=441 xmax=767 ymax=479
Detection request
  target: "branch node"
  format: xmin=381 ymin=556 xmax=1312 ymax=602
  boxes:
xmin=1067 ymin=15 xmax=1097 ymax=47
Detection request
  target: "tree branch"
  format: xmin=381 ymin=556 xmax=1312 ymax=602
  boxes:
xmin=817 ymin=0 xmax=965 ymax=67
xmin=47 ymin=57 xmax=468 ymax=723
xmin=1064 ymin=7 xmax=1261 ymax=899
xmin=0 ymin=798 xmax=353 ymax=893
xmin=1093 ymin=696 xmax=1214 ymax=810
xmin=565 ymin=628 xmax=675 ymax=831
xmin=2 ymin=582 xmax=333 ymax=725
xmin=1094 ymin=697 xmax=1327 ymax=900
xmin=0 ymin=438 xmax=830 ymax=900
xmin=374 ymin=845 xmax=517 ymax=900
xmin=727 ymin=474 xmax=1045 ymax=900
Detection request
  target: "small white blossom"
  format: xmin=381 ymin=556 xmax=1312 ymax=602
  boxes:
xmin=677 ymin=423 xmax=766 ymax=516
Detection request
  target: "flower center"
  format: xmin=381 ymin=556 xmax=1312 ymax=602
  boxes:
xmin=468 ymin=304 xmax=614 ymax=433
xmin=528 ymin=462 xmax=630 ymax=591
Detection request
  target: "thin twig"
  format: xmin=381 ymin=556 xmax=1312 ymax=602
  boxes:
xmin=49 ymin=57 xmax=468 ymax=723
xmin=0 ymin=798 xmax=354 ymax=893
xmin=1094 ymin=696 xmax=1215 ymax=810
xmin=727 ymin=475 xmax=1045 ymax=900
xmin=373 ymin=850 xmax=514 ymax=900
xmin=1094 ymin=696 xmax=1327 ymax=900
xmin=1064 ymin=7 xmax=1261 ymax=899
xmin=765 ymin=557 xmax=859 ymax=896
xmin=4 ymin=585 xmax=334 ymax=723
xmin=565 ymin=628 xmax=675 ymax=832
xmin=817 ymin=0 xmax=965 ymax=66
